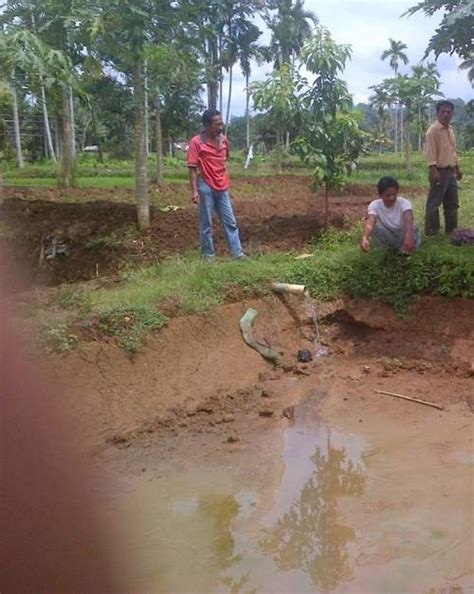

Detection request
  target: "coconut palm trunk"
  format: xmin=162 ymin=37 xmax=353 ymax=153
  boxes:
xmin=207 ymin=36 xmax=219 ymax=110
xmin=400 ymin=105 xmax=404 ymax=154
xmin=417 ymin=103 xmax=422 ymax=151
xmin=58 ymin=88 xmax=74 ymax=187
xmin=69 ymin=86 xmax=76 ymax=159
xmin=144 ymin=60 xmax=150 ymax=156
xmin=11 ymin=80 xmax=24 ymax=169
xmin=393 ymin=105 xmax=398 ymax=153
xmin=225 ymin=63 xmax=233 ymax=132
xmin=404 ymin=111 xmax=412 ymax=176
xmin=245 ymin=71 xmax=250 ymax=149
xmin=324 ymin=183 xmax=329 ymax=229
xmin=40 ymin=82 xmax=57 ymax=163
xmin=133 ymin=55 xmax=150 ymax=230
xmin=219 ymin=35 xmax=223 ymax=114
xmin=155 ymin=89 xmax=164 ymax=185
xmin=276 ymin=129 xmax=283 ymax=174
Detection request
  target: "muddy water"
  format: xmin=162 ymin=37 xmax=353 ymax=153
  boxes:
xmin=106 ymin=393 xmax=473 ymax=593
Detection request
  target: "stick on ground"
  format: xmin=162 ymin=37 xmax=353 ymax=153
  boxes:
xmin=375 ymin=390 xmax=445 ymax=411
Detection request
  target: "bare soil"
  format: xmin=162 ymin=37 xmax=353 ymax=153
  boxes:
xmin=0 ymin=177 xmax=404 ymax=287
xmin=40 ymin=295 xmax=473 ymax=453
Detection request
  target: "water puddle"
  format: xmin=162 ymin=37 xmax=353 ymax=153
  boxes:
xmin=107 ymin=393 xmax=473 ymax=593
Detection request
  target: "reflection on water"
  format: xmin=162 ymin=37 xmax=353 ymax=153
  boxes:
xmin=261 ymin=432 xmax=366 ymax=592
xmin=110 ymin=394 xmax=472 ymax=593
xmin=216 ymin=394 xmax=367 ymax=593
xmin=198 ymin=495 xmax=241 ymax=571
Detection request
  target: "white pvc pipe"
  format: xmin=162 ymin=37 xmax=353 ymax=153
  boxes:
xmin=271 ymin=282 xmax=309 ymax=296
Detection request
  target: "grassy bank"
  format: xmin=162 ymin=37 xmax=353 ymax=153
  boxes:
xmin=49 ymin=230 xmax=474 ymax=354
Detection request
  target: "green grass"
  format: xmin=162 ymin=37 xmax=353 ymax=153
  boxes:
xmin=5 ymin=176 xmax=134 ymax=188
xmin=94 ymin=305 xmax=167 ymax=355
xmin=4 ymin=150 xmax=473 ymax=191
xmin=5 ymin=177 xmax=59 ymax=187
xmin=55 ymin=227 xmax=473 ymax=354
xmin=352 ymin=151 xmax=474 ymax=189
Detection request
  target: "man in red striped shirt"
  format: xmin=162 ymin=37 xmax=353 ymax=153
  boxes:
xmin=188 ymin=109 xmax=245 ymax=260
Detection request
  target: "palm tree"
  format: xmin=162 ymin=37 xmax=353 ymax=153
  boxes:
xmin=266 ymin=0 xmax=318 ymax=68
xmin=381 ymin=39 xmax=409 ymax=152
xmin=412 ymin=62 xmax=440 ymax=149
xmin=264 ymin=0 xmax=317 ymax=148
xmin=369 ymin=83 xmax=391 ymax=154
xmin=220 ymin=2 xmax=262 ymax=131
xmin=459 ymin=55 xmax=474 ymax=85
xmin=381 ymin=38 xmax=409 ymax=76
xmin=237 ymin=22 xmax=263 ymax=147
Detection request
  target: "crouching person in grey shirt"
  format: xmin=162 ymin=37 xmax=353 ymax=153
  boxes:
xmin=360 ymin=176 xmax=421 ymax=254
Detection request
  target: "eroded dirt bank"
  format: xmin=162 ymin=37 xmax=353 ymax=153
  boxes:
xmin=0 ymin=177 xmax=388 ymax=286
xmin=42 ymin=294 xmax=473 ymax=452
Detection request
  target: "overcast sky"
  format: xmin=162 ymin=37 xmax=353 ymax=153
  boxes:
xmin=227 ymin=0 xmax=473 ymax=118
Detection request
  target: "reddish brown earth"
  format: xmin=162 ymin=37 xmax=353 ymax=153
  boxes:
xmin=0 ymin=177 xmax=399 ymax=287
xmin=36 ymin=295 xmax=473 ymax=452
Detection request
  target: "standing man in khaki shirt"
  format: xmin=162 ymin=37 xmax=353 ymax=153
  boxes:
xmin=424 ymin=100 xmax=463 ymax=235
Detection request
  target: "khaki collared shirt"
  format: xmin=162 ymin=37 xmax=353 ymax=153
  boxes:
xmin=425 ymin=120 xmax=458 ymax=168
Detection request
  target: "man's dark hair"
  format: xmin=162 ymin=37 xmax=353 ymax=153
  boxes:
xmin=436 ymin=100 xmax=454 ymax=113
xmin=377 ymin=176 xmax=399 ymax=194
xmin=202 ymin=109 xmax=221 ymax=127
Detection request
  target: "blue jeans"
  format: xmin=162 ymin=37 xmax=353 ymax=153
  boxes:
xmin=198 ymin=178 xmax=244 ymax=258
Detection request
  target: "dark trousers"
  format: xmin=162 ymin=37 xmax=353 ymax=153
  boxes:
xmin=424 ymin=168 xmax=459 ymax=235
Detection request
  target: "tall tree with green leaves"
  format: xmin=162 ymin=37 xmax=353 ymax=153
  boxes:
xmin=459 ymin=55 xmax=474 ymax=85
xmin=237 ymin=21 xmax=263 ymax=147
xmin=296 ymin=27 xmax=368 ymax=228
xmin=250 ymin=64 xmax=301 ymax=173
xmin=186 ymin=0 xmax=262 ymax=112
xmin=220 ymin=2 xmax=258 ymax=129
xmin=411 ymin=62 xmax=440 ymax=149
xmin=265 ymin=0 xmax=318 ymax=68
xmin=404 ymin=0 xmax=473 ymax=71
xmin=381 ymin=38 xmax=409 ymax=153
xmin=381 ymin=38 xmax=409 ymax=75
xmin=0 ymin=27 xmax=74 ymax=171
xmin=369 ymin=83 xmax=392 ymax=154
xmin=2 ymin=0 xmax=85 ymax=184
xmin=88 ymin=0 xmax=183 ymax=229
xmin=0 ymin=39 xmax=24 ymax=169
xmin=146 ymin=42 xmax=203 ymax=183
xmin=383 ymin=67 xmax=441 ymax=174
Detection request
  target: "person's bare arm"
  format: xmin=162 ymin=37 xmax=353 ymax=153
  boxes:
xmin=188 ymin=167 xmax=199 ymax=204
xmin=402 ymin=210 xmax=415 ymax=253
xmin=360 ymin=214 xmax=377 ymax=252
